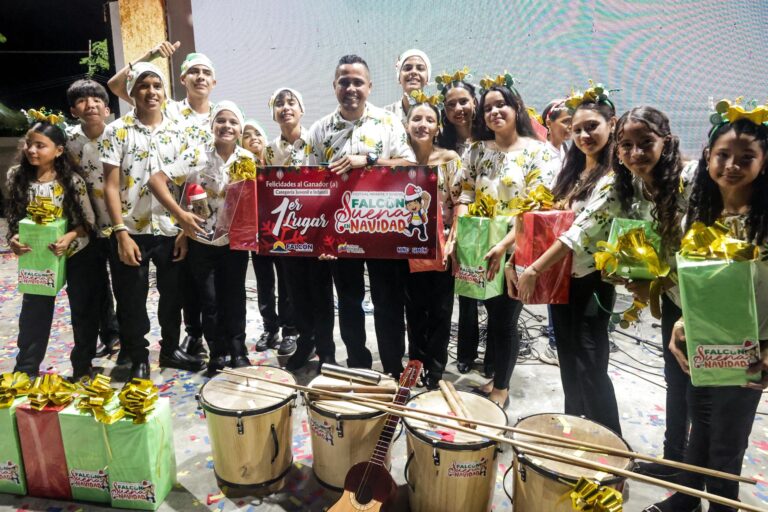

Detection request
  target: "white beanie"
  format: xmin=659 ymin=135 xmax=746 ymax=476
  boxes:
xmin=268 ymin=88 xmax=305 ymax=121
xmin=210 ymin=101 xmax=244 ymax=130
xmin=180 ymin=52 xmax=215 ymax=78
xmin=126 ymin=62 xmax=166 ymax=97
xmin=243 ymin=119 xmax=268 ymax=140
xmin=396 ymin=49 xmax=431 ymax=83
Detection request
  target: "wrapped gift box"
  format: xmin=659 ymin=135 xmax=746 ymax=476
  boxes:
xmin=512 ymin=210 xmax=574 ymax=304
xmin=17 ymin=217 xmax=67 ymax=296
xmin=16 ymin=401 xmax=71 ymax=500
xmin=0 ymin=397 xmax=27 ymax=495
xmin=224 ymin=179 xmax=258 ymax=251
xmin=454 ymin=215 xmax=509 ymax=300
xmin=106 ymin=397 xmax=176 ymax=510
xmin=677 ymin=255 xmax=761 ymax=387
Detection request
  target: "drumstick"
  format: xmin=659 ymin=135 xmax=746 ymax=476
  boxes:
xmin=310 ymin=385 xmax=397 ymax=394
xmin=438 ymin=380 xmax=475 ymax=429
xmin=219 ymin=368 xmax=757 ymax=487
xmin=308 ymin=392 xmax=395 ymax=402
xmin=219 ymin=369 xmax=761 ymax=512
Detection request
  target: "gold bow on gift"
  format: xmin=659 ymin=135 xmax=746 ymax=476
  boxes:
xmin=118 ymin=378 xmax=159 ymax=424
xmin=467 ymin=192 xmax=498 ymax=218
xmin=27 ymin=374 xmax=77 ymax=411
xmin=680 ymin=221 xmax=758 ymax=262
xmin=0 ymin=372 xmax=31 ymax=408
xmin=434 ymin=67 xmax=470 ymax=89
xmin=228 ymin=155 xmax=258 ymax=182
xmin=507 ymin=183 xmax=556 ymax=216
xmin=479 ymin=72 xmax=515 ymax=93
xmin=565 ymin=477 xmax=623 ymax=512
xmin=26 ymin=196 xmax=63 ymax=224
xmin=77 ymin=374 xmax=125 ymax=424
xmin=409 ymin=89 xmax=444 ymax=107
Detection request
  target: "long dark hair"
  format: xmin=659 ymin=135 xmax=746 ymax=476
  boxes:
xmin=614 ymin=106 xmax=684 ymax=257
xmin=476 ymin=85 xmax=536 ymax=141
xmin=436 ymin=81 xmax=482 ymax=151
xmin=686 ymin=119 xmax=768 ymax=245
xmin=5 ymin=122 xmax=89 ymax=242
xmin=552 ymin=101 xmax=616 ymax=205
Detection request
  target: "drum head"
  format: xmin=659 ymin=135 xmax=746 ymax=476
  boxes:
xmin=305 ymin=373 xmax=397 ymax=418
xmin=200 ymin=365 xmax=296 ymax=416
xmin=512 ymin=413 xmax=631 ymax=483
xmin=404 ymin=390 xmax=507 ymax=447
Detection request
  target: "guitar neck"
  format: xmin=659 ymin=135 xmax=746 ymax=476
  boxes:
xmin=369 ymin=385 xmax=411 ymax=467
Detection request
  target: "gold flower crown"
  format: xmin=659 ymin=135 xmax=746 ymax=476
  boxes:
xmin=564 ymin=80 xmax=617 ymax=113
xmin=478 ymin=72 xmax=516 ymax=96
xmin=434 ymin=67 xmax=471 ymax=92
xmin=408 ymin=89 xmax=444 ymax=107
xmin=709 ymin=97 xmax=768 ymax=141
xmin=22 ymin=107 xmax=68 ymax=133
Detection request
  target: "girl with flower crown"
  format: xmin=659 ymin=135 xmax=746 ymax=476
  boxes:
xmin=452 ymin=78 xmax=558 ymax=408
xmin=148 ymin=101 xmax=254 ymax=375
xmin=403 ymin=96 xmax=461 ymax=389
xmin=6 ymin=118 xmax=95 ymax=379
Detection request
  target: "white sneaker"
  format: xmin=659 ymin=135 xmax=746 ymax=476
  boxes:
xmin=539 ymin=344 xmax=559 ymax=366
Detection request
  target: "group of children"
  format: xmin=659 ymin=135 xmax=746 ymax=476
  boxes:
xmin=5 ymin=42 xmax=768 ymax=511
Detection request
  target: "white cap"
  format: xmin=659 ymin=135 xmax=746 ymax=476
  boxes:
xmin=244 ymin=119 xmax=268 ymax=140
xmin=126 ymin=62 xmax=166 ymax=97
xmin=210 ymin=100 xmax=245 ymax=130
xmin=268 ymin=88 xmax=305 ymax=121
xmin=396 ymin=49 xmax=431 ymax=83
xmin=180 ymin=52 xmax=215 ymax=78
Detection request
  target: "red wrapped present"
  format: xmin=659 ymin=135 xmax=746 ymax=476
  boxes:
xmin=224 ymin=179 xmax=258 ymax=251
xmin=511 ymin=209 xmax=574 ymax=304
xmin=17 ymin=402 xmax=71 ymax=499
xmin=409 ymin=206 xmax=446 ymax=273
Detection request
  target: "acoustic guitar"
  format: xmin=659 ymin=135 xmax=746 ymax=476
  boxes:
xmin=328 ymin=360 xmax=423 ymax=512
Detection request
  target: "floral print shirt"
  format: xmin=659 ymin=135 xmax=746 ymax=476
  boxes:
xmin=99 ymin=110 xmax=190 ymax=236
xmin=163 ymin=98 xmax=212 ymax=146
xmin=66 ymin=124 xmax=111 ymax=237
xmin=438 ymin=157 xmax=462 ymax=227
xmin=163 ymin=144 xmax=255 ymax=246
xmin=383 ymin=99 xmax=407 ymax=124
xmin=265 ymin=127 xmax=310 ymax=166
xmin=306 ymin=103 xmax=415 ymax=165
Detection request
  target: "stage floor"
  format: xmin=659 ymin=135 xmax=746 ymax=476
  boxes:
xmin=0 ymin=220 xmax=766 ymax=512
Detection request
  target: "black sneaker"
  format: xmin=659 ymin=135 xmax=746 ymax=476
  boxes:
xmin=255 ymin=331 xmax=280 ymax=352
xmin=285 ymin=348 xmax=316 ymax=372
xmin=277 ymin=335 xmax=298 ymax=355
xmin=159 ymin=348 xmax=206 ymax=372
xmin=180 ymin=335 xmax=206 ymax=357
xmin=206 ymin=356 xmax=228 ymax=377
xmin=634 ymin=461 xmax=682 ymax=483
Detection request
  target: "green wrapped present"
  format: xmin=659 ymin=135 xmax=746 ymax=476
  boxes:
xmin=455 ymin=214 xmax=509 ymax=300
xmin=18 ymin=217 xmax=67 ymax=296
xmin=595 ymin=218 xmax=665 ymax=280
xmin=677 ymin=222 xmax=762 ymax=387
xmin=106 ymin=397 xmax=176 ymax=510
xmin=0 ymin=397 xmax=28 ymax=495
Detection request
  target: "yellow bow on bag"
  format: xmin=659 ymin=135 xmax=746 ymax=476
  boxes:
xmin=0 ymin=372 xmax=31 ymax=408
xmin=507 ymin=183 xmax=556 ymax=216
xmin=27 ymin=374 xmax=77 ymax=411
xmin=228 ymin=155 xmax=258 ymax=182
xmin=26 ymin=196 xmax=63 ymax=224
xmin=565 ymin=477 xmax=623 ymax=512
xmin=77 ymin=374 xmax=125 ymax=424
xmin=467 ymin=192 xmax=499 ymax=218
xmin=118 ymin=378 xmax=159 ymax=424
xmin=679 ymin=221 xmax=758 ymax=262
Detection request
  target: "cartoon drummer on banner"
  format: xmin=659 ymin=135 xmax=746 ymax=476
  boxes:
xmin=403 ymin=183 xmax=431 ymax=241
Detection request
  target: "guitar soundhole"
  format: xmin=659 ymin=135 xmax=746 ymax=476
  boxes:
xmin=355 ymin=484 xmax=373 ymax=505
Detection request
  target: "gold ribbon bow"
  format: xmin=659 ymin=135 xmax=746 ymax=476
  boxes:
xmin=27 ymin=374 xmax=77 ymax=411
xmin=566 ymin=477 xmax=623 ymax=512
xmin=680 ymin=221 xmax=758 ymax=262
xmin=118 ymin=378 xmax=159 ymax=424
xmin=479 ymin=72 xmax=515 ymax=92
xmin=711 ymin=98 xmax=768 ymax=127
xmin=76 ymin=374 xmax=125 ymax=424
xmin=467 ymin=192 xmax=498 ymax=218
xmin=0 ymin=372 xmax=31 ymax=408
xmin=228 ymin=155 xmax=258 ymax=182
xmin=434 ymin=67 xmax=470 ymax=88
xmin=26 ymin=196 xmax=63 ymax=224
xmin=409 ymin=89 xmax=444 ymax=107
xmin=565 ymin=80 xmax=610 ymax=112
xmin=508 ymin=183 xmax=556 ymax=216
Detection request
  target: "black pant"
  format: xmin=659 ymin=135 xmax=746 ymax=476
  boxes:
xmin=109 ymin=234 xmax=182 ymax=363
xmin=283 ymin=257 xmax=335 ymax=358
xmin=485 ymin=287 xmax=523 ymax=390
xmin=367 ymin=259 xmax=409 ymax=377
xmin=93 ymin=238 xmax=120 ymax=345
xmin=661 ymin=294 xmax=688 ymax=461
xmin=331 ymin=258 xmax=372 ymax=368
xmin=405 ymin=269 xmax=454 ymax=377
xmin=251 ymin=253 xmax=296 ymax=336
xmin=181 ymin=256 xmax=203 ymax=339
xmin=187 ymin=241 xmax=248 ymax=359
xmin=550 ymin=271 xmax=622 ymax=434
xmin=15 ymin=242 xmax=103 ymax=376
xmin=456 ymin=296 xmax=495 ymax=366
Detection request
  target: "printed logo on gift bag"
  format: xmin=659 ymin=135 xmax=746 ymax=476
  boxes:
xmin=0 ymin=461 xmax=20 ymax=485
xmin=456 ymin=264 xmax=487 ymax=288
xmin=692 ymin=340 xmax=761 ymax=370
xmin=111 ymin=480 xmax=156 ymax=503
xmin=69 ymin=469 xmax=109 ymax=491
xmin=309 ymin=417 xmax=335 ymax=446
xmin=448 ymin=457 xmax=488 ymax=478
xmin=18 ymin=268 xmax=56 ymax=289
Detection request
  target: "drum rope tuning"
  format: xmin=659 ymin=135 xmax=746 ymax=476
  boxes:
xmin=219 ymin=368 xmax=762 ymax=512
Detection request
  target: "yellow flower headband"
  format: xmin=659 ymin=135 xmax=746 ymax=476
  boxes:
xmin=478 ymin=72 xmax=516 ymax=96
xmin=564 ymin=80 xmax=616 ymax=113
xmin=408 ymin=89 xmax=444 ymax=107
xmin=526 ymin=106 xmax=544 ymax=125
xmin=709 ymin=97 xmax=768 ymax=142
xmin=434 ymin=67 xmax=471 ymax=92
xmin=22 ymin=107 xmax=68 ymax=133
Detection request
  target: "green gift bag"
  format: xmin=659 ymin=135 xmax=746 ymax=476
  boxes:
xmin=677 ymin=255 xmax=761 ymax=387
xmin=18 ymin=217 xmax=67 ymax=296
xmin=604 ymin=218 xmax=662 ymax=280
xmin=106 ymin=397 xmax=176 ymax=510
xmin=454 ymin=215 xmax=509 ymax=300
xmin=0 ymin=397 xmax=27 ymax=495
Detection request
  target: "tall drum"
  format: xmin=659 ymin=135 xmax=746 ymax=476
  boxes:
xmin=198 ymin=366 xmax=296 ymax=490
xmin=511 ymin=413 xmax=632 ymax=511
xmin=403 ymin=390 xmax=508 ymax=512
xmin=304 ymin=372 xmax=398 ymax=489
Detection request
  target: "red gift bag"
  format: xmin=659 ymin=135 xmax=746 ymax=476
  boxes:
xmin=511 ymin=210 xmax=574 ymax=304
xmin=16 ymin=402 xmax=72 ymax=500
xmin=409 ymin=206 xmax=446 ymax=273
xmin=223 ymin=179 xmax=258 ymax=251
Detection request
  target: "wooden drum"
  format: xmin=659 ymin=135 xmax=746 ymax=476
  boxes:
xmin=304 ymin=372 xmax=398 ymax=490
xmin=511 ymin=413 xmax=632 ymax=511
xmin=403 ymin=390 xmax=507 ymax=512
xmin=198 ymin=366 xmax=296 ymax=490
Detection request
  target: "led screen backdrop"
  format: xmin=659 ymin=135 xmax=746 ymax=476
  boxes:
xmin=191 ymin=0 xmax=768 ymax=157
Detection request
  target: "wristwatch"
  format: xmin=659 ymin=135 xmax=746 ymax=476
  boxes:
xmin=366 ymin=152 xmax=379 ymax=166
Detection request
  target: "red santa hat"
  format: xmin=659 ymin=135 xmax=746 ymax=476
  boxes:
xmin=404 ymin=184 xmax=422 ymax=201
xmin=186 ymin=183 xmax=207 ymax=204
